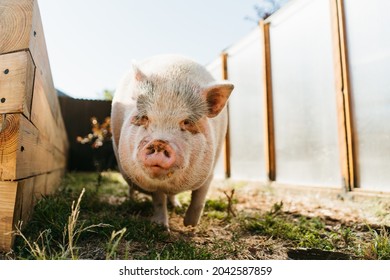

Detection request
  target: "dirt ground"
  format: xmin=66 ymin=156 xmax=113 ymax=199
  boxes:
xmin=210 ymin=179 xmax=390 ymax=226
xmin=165 ymin=179 xmax=390 ymax=260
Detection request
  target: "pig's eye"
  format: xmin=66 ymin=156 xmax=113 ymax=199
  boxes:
xmin=131 ymin=115 xmax=149 ymax=127
xmin=180 ymin=119 xmax=199 ymax=134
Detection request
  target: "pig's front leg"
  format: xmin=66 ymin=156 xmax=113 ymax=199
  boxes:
xmin=151 ymin=191 xmax=169 ymax=228
xmin=183 ymin=177 xmax=212 ymax=227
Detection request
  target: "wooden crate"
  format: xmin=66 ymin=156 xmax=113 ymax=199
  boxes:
xmin=0 ymin=0 xmax=69 ymax=251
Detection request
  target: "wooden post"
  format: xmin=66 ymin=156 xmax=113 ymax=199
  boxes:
xmin=260 ymin=20 xmax=276 ymax=182
xmin=330 ymin=0 xmax=356 ymax=191
xmin=221 ymin=52 xmax=231 ymax=178
xmin=0 ymin=0 xmax=69 ymax=251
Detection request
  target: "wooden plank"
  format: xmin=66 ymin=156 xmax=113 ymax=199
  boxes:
xmin=0 ymin=181 xmax=18 ymax=251
xmin=0 ymin=0 xmax=64 ymax=131
xmin=330 ymin=0 xmax=356 ymax=190
xmin=260 ymin=21 xmax=276 ymax=182
xmin=0 ymin=113 xmax=67 ymax=180
xmin=221 ymin=52 xmax=231 ymax=178
xmin=13 ymin=176 xmax=35 ymax=229
xmin=0 ymin=0 xmax=67 ymax=251
xmin=31 ymin=65 xmax=68 ymax=154
xmin=32 ymin=171 xmax=47 ymax=201
xmin=0 ymin=173 xmax=51 ymax=251
xmin=0 ymin=114 xmax=19 ymax=179
xmin=45 ymin=169 xmax=65 ymax=195
xmin=0 ymin=51 xmax=35 ymax=117
xmin=29 ymin=0 xmax=64 ymax=128
xmin=0 ymin=0 xmax=34 ymax=54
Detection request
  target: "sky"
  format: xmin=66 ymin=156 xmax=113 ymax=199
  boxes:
xmin=38 ymin=0 xmax=263 ymax=99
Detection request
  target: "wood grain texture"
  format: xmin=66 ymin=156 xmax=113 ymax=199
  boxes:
xmin=260 ymin=21 xmax=276 ymax=182
xmin=0 ymin=181 xmax=18 ymax=251
xmin=0 ymin=173 xmax=49 ymax=251
xmin=0 ymin=114 xmax=19 ymax=179
xmin=0 ymin=0 xmax=61 ymax=128
xmin=0 ymin=0 xmax=68 ymax=252
xmin=221 ymin=52 xmax=231 ymax=179
xmin=0 ymin=0 xmax=34 ymax=54
xmin=0 ymin=51 xmax=35 ymax=117
xmin=330 ymin=0 xmax=355 ymax=190
xmin=31 ymin=66 xmax=69 ymax=155
xmin=0 ymin=113 xmax=66 ymax=181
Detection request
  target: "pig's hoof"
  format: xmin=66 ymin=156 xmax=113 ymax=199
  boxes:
xmin=183 ymin=215 xmax=199 ymax=227
xmin=150 ymin=215 xmax=169 ymax=229
xmin=168 ymin=195 xmax=182 ymax=208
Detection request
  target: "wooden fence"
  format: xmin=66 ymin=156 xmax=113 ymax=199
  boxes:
xmin=208 ymin=0 xmax=390 ymax=194
xmin=0 ymin=0 xmax=68 ymax=251
xmin=58 ymin=96 xmax=116 ymax=172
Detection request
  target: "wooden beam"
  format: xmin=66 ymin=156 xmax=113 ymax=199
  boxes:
xmin=330 ymin=0 xmax=356 ymax=190
xmin=29 ymin=0 xmax=63 ymax=127
xmin=260 ymin=21 xmax=276 ymax=181
xmin=0 ymin=0 xmax=34 ymax=54
xmin=0 ymin=51 xmax=35 ymax=118
xmin=0 ymin=0 xmax=61 ymax=127
xmin=221 ymin=52 xmax=231 ymax=178
xmin=0 ymin=181 xmax=17 ymax=251
xmin=31 ymin=63 xmax=69 ymax=154
xmin=0 ymin=173 xmax=49 ymax=251
xmin=0 ymin=0 xmax=68 ymax=252
xmin=0 ymin=113 xmax=66 ymax=181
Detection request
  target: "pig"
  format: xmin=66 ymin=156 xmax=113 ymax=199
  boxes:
xmin=111 ymin=54 xmax=234 ymax=228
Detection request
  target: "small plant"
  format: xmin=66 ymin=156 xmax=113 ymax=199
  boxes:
xmin=223 ymin=189 xmax=237 ymax=218
xmin=64 ymin=188 xmax=110 ymax=259
xmin=77 ymin=117 xmax=113 ymax=186
xmin=364 ymin=227 xmax=390 ymax=259
xmin=244 ymin=202 xmax=335 ymax=251
xmin=106 ymin=228 xmax=127 ymax=260
xmin=13 ymin=223 xmax=51 ymax=260
xmin=77 ymin=117 xmax=112 ymax=149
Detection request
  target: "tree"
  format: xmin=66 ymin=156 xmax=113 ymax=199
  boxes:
xmin=246 ymin=0 xmax=290 ymax=22
xmin=101 ymin=89 xmax=114 ymax=101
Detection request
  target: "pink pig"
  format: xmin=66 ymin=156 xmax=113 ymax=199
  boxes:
xmin=111 ymin=55 xmax=234 ymax=228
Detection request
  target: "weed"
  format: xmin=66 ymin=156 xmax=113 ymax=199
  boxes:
xmin=106 ymin=227 xmax=127 ymax=260
xmin=364 ymin=227 xmax=390 ymax=259
xmin=13 ymin=189 xmax=109 ymax=259
xmin=244 ymin=203 xmax=335 ymax=250
xmin=205 ymin=198 xmax=228 ymax=212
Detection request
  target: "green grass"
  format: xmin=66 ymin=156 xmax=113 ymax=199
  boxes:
xmin=10 ymin=172 xmax=218 ymax=260
xmin=243 ymin=202 xmax=390 ymax=259
xmin=363 ymin=226 xmax=390 ymax=260
xmin=4 ymin=172 xmax=390 ymax=260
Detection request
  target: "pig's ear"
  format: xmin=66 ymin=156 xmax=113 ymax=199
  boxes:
xmin=132 ymin=61 xmax=147 ymax=82
xmin=202 ymin=82 xmax=234 ymax=118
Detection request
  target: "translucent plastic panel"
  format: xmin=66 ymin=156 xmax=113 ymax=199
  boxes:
xmin=269 ymin=0 xmax=341 ymax=187
xmin=206 ymin=59 xmax=225 ymax=179
xmin=226 ymin=28 xmax=267 ymax=180
xmin=344 ymin=0 xmax=390 ymax=191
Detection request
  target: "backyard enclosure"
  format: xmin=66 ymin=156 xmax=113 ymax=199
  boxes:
xmin=1 ymin=0 xmax=390 ymax=254
xmin=0 ymin=0 xmax=68 ymax=251
xmin=208 ymin=0 xmax=390 ymax=193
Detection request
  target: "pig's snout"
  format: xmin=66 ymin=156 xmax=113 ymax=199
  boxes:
xmin=140 ymin=140 xmax=177 ymax=178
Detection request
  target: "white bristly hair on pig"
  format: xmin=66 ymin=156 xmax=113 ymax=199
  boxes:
xmin=135 ymin=76 xmax=208 ymax=123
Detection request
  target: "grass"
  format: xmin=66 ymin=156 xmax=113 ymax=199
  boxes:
xmin=2 ymin=171 xmax=390 ymax=260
